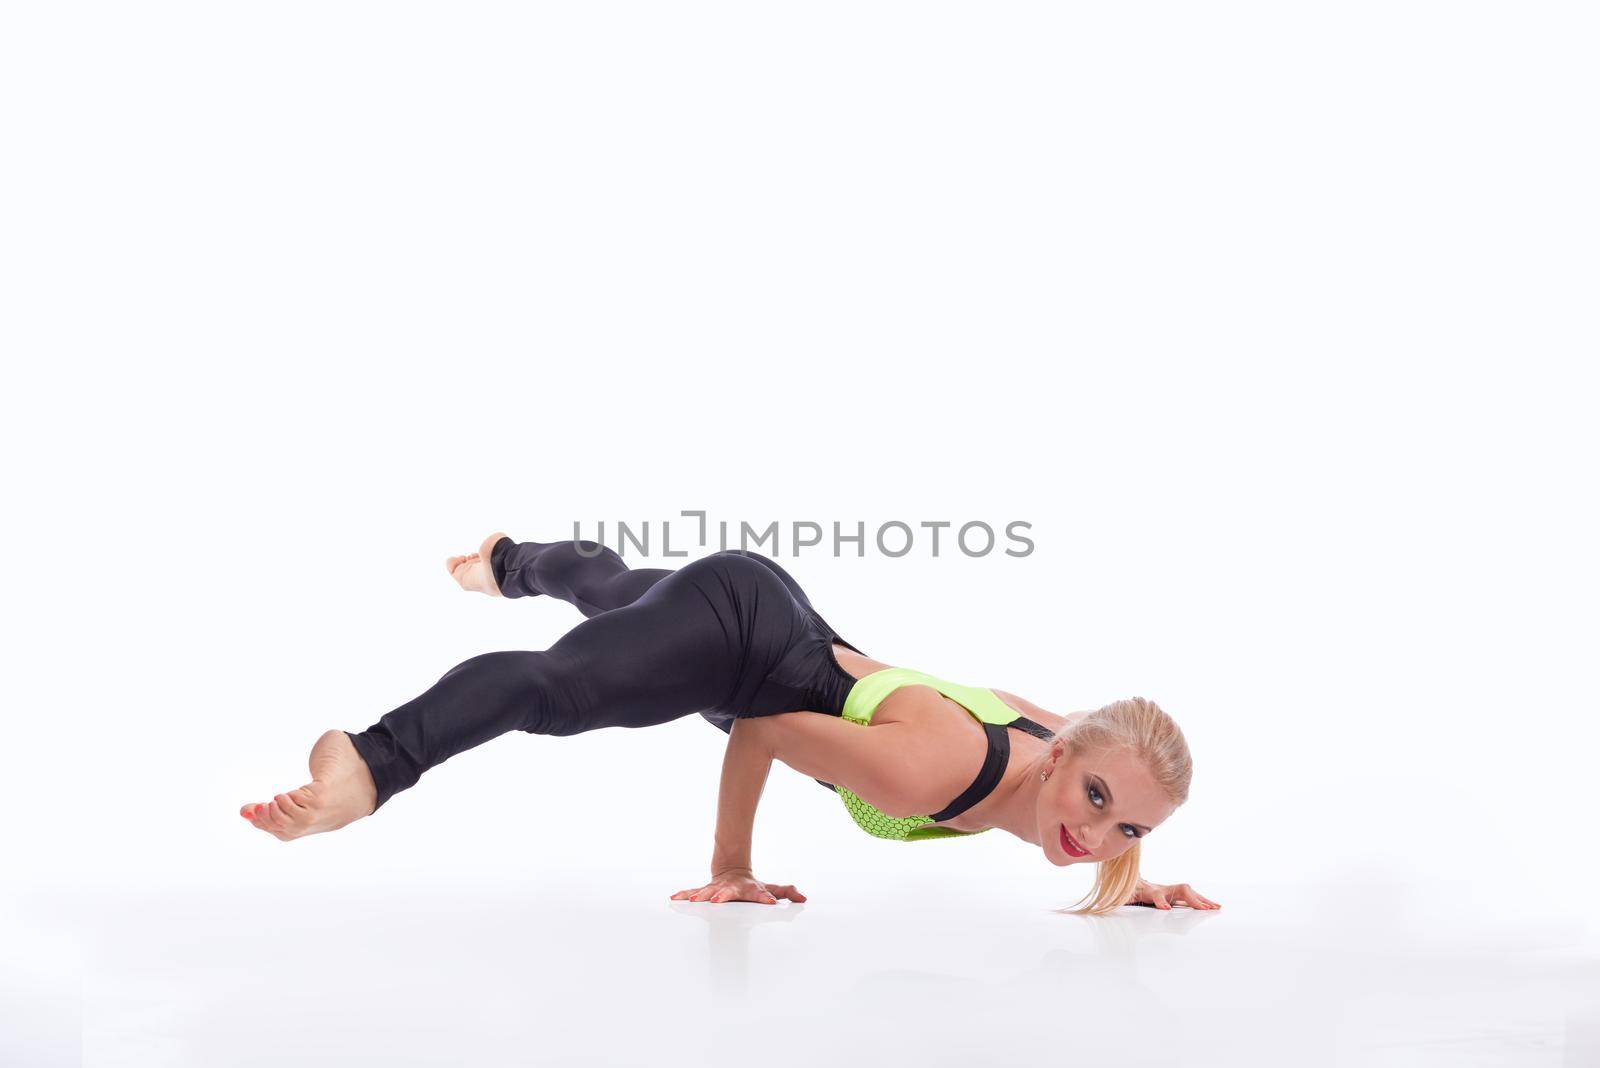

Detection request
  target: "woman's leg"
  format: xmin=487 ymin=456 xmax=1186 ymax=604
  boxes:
xmin=490 ymin=537 xmax=673 ymax=617
xmin=346 ymin=551 xmax=748 ymax=810
xmin=242 ymin=539 xmax=833 ymax=839
xmin=486 ymin=537 xmax=852 ymax=643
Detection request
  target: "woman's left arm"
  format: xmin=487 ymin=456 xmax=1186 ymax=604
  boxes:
xmin=1129 ymin=879 xmax=1221 ymax=910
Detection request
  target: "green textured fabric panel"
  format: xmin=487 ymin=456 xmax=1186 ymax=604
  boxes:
xmin=833 ymin=666 xmax=1018 ymax=841
xmin=834 ymin=785 xmax=990 ymax=841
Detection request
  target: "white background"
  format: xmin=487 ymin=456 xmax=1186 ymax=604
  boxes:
xmin=4 ymin=3 xmax=1596 ymax=1065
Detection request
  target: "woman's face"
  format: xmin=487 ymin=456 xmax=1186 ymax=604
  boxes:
xmin=1036 ymin=742 xmax=1176 ymax=866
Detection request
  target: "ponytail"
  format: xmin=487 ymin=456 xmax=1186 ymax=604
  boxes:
xmin=1063 ymin=839 xmax=1143 ymax=915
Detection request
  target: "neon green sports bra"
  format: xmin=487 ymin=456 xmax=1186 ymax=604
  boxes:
xmin=829 ymin=667 xmax=1058 ymax=841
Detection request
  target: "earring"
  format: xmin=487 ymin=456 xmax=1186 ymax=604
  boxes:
xmin=1040 ymin=770 xmax=1050 ymax=782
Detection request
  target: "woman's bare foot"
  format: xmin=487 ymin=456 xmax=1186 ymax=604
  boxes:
xmin=446 ymin=531 xmax=509 ymax=597
xmin=239 ymin=729 xmax=379 ymax=841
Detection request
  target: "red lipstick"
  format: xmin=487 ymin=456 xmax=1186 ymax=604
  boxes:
xmin=1060 ymin=824 xmax=1091 ymax=857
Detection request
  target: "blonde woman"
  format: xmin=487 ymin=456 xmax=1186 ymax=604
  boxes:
xmin=240 ymin=533 xmax=1218 ymax=915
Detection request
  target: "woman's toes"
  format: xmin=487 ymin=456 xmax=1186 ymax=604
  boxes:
xmin=244 ymin=802 xmax=285 ymax=838
xmin=275 ymin=794 xmax=304 ymax=824
xmin=263 ymin=800 xmax=290 ymax=832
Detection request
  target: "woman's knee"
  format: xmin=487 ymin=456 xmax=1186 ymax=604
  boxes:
xmin=531 ymin=541 xmax=620 ymax=603
xmin=442 ymin=649 xmax=585 ymax=735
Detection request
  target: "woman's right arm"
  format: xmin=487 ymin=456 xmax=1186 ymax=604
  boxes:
xmin=671 ymin=717 xmax=808 ymax=905
xmin=710 ymin=716 xmax=774 ymax=877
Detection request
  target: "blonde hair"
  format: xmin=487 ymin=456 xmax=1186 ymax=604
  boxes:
xmin=1042 ymin=696 xmax=1192 ymax=916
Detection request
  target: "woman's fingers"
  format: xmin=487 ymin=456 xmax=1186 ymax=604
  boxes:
xmin=670 ymin=883 xmax=722 ymax=902
xmin=1137 ymin=881 xmax=1220 ymax=910
xmin=670 ymin=880 xmax=801 ymax=904
xmin=1165 ymin=882 xmax=1219 ymax=909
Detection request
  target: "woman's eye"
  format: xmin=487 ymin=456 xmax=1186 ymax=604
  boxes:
xmin=1121 ymin=824 xmax=1140 ymax=839
xmin=1087 ymin=786 xmax=1103 ymax=807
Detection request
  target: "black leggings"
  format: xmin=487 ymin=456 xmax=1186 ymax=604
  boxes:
xmin=345 ymin=538 xmax=865 ymax=810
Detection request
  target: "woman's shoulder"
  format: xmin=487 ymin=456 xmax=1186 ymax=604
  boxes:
xmin=990 ymin=688 xmax=1074 ymax=735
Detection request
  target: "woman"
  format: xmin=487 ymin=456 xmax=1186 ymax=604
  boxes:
xmin=240 ymin=533 xmax=1219 ymax=915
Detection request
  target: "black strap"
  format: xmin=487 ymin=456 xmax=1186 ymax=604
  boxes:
xmin=927 ymin=715 xmax=1055 ymax=822
xmin=813 ymin=715 xmax=1056 ymax=807
xmin=927 ymin=723 xmax=1009 ymax=822
xmin=1011 ymin=715 xmax=1056 ymax=742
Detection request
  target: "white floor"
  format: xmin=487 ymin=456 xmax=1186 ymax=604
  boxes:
xmin=9 ymin=873 xmax=1596 ymax=1067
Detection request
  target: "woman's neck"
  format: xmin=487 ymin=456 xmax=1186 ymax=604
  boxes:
xmin=964 ymin=709 xmax=1083 ymax=842
xmin=959 ymin=744 xmax=1045 ymax=843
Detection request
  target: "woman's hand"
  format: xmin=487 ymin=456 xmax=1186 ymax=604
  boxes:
xmin=1130 ymin=878 xmax=1220 ymax=910
xmin=670 ymin=868 xmax=807 ymax=905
